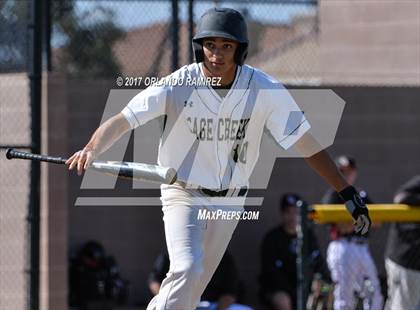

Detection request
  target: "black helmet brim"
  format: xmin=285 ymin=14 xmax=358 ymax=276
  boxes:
xmin=193 ymin=31 xmax=248 ymax=44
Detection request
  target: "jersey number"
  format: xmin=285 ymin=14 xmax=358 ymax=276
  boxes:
xmin=232 ymin=142 xmax=248 ymax=164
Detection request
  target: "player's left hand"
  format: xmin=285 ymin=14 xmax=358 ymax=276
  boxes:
xmin=338 ymin=186 xmax=372 ymax=235
xmin=66 ymin=147 xmax=97 ymax=175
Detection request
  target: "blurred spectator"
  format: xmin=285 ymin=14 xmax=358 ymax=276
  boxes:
xmin=385 ymin=175 xmax=420 ymax=310
xmin=149 ymin=250 xmax=252 ymax=310
xmin=69 ymin=240 xmax=129 ymax=310
xmin=322 ymin=155 xmax=383 ymax=310
xmin=148 ymin=250 xmax=169 ymax=297
xmin=259 ymin=193 xmax=330 ymax=310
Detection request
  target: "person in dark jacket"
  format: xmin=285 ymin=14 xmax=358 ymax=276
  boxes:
xmin=385 ymin=175 xmax=420 ymax=310
xmin=259 ymin=193 xmax=330 ymax=310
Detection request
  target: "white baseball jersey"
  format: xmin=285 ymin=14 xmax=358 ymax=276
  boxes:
xmin=121 ymin=63 xmax=310 ymax=190
xmin=328 ymin=240 xmax=383 ymax=310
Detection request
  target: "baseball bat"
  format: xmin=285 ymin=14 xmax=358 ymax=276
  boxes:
xmin=5 ymin=148 xmax=177 ymax=185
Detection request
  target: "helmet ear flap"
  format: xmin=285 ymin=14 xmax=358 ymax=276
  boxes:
xmin=192 ymin=41 xmax=204 ymax=63
xmin=235 ymin=43 xmax=248 ymax=65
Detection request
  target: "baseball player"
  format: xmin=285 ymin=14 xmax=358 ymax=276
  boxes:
xmin=323 ymin=156 xmax=382 ymax=310
xmin=385 ymin=175 xmax=420 ymax=310
xmin=66 ymin=8 xmax=371 ymax=310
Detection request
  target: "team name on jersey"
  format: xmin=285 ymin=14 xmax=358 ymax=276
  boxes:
xmin=186 ymin=117 xmax=250 ymax=141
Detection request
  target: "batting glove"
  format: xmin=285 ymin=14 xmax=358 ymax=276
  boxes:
xmin=338 ymin=186 xmax=371 ymax=235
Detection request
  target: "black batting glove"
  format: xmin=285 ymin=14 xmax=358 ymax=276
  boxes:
xmin=338 ymin=186 xmax=371 ymax=235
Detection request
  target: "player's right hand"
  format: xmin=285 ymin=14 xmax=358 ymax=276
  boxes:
xmin=338 ymin=186 xmax=372 ymax=235
xmin=65 ymin=147 xmax=96 ymax=176
xmin=354 ymin=210 xmax=371 ymax=235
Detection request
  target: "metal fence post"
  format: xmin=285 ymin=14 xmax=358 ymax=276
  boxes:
xmin=43 ymin=0 xmax=52 ymax=71
xmin=296 ymin=200 xmax=309 ymax=310
xmin=28 ymin=0 xmax=43 ymax=309
xmin=188 ymin=0 xmax=194 ymax=63
xmin=171 ymin=0 xmax=179 ymax=71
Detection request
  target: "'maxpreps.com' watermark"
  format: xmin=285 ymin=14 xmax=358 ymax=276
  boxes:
xmin=197 ymin=209 xmax=260 ymax=221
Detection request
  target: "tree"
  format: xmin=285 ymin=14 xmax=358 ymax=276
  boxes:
xmin=52 ymin=1 xmax=125 ymax=78
xmin=0 ymin=0 xmax=27 ymax=72
xmin=0 ymin=0 xmax=124 ymax=77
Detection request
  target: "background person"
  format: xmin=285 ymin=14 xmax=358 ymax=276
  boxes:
xmin=322 ymin=155 xmax=383 ymax=310
xmin=385 ymin=175 xmax=420 ymax=310
xmin=259 ymin=193 xmax=330 ymax=310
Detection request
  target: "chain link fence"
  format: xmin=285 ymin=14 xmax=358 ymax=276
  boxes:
xmin=0 ymin=1 xmax=32 ymax=309
xmin=3 ymin=1 xmax=418 ymax=309
xmin=54 ymin=0 xmax=419 ymax=87
xmin=50 ymin=0 xmax=319 ymax=84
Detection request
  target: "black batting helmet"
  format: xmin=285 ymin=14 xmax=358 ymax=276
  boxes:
xmin=192 ymin=8 xmax=249 ymax=65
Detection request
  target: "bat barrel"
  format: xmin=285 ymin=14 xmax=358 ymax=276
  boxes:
xmin=5 ymin=148 xmax=177 ymax=185
xmin=90 ymin=161 xmax=177 ymax=185
xmin=5 ymin=148 xmax=67 ymax=165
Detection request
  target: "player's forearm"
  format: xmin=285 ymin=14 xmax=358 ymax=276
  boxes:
xmin=304 ymin=150 xmax=348 ymax=192
xmin=84 ymin=112 xmax=131 ymax=156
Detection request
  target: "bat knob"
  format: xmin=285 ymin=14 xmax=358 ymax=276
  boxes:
xmin=5 ymin=148 xmax=14 ymax=160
